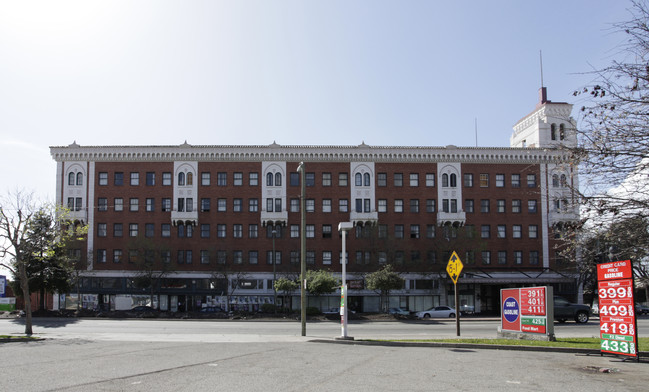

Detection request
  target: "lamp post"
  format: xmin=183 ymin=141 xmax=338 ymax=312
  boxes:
xmin=297 ymin=162 xmax=306 ymax=336
xmin=337 ymin=222 xmax=354 ymax=340
xmin=272 ymin=228 xmax=277 ymax=312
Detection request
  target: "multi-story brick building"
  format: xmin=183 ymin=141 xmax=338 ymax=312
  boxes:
xmin=51 ymin=88 xmax=580 ymax=313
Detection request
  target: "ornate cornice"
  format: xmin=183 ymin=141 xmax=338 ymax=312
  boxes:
xmin=50 ymin=142 xmax=569 ymax=164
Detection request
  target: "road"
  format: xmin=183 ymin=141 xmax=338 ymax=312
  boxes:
xmin=1 ymin=317 xmax=649 ymax=342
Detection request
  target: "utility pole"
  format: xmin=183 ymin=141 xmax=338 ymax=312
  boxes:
xmin=297 ymin=162 xmax=307 ymax=336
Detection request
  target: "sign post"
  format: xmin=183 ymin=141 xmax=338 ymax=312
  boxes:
xmin=337 ymin=222 xmax=354 ymax=340
xmin=597 ymin=260 xmax=639 ymax=360
xmin=446 ymin=251 xmax=463 ymax=336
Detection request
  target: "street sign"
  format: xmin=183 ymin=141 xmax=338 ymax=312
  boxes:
xmin=500 ymin=286 xmax=554 ymax=339
xmin=446 ymin=251 xmax=463 ymax=285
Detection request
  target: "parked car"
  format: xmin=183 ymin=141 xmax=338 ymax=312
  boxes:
xmin=553 ymin=296 xmax=590 ymax=323
xmin=636 ymin=304 xmax=649 ymax=315
xmin=388 ymin=307 xmax=410 ymax=316
xmin=130 ymin=305 xmax=156 ymax=312
xmin=416 ymin=306 xmax=456 ymax=319
xmin=199 ymin=306 xmax=223 ymax=313
xmin=459 ymin=304 xmax=475 ymax=315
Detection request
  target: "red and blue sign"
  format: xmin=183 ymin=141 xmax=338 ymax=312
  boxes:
xmin=501 ymin=289 xmax=520 ymax=331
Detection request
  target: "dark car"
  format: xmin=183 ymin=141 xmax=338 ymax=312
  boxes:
xmin=199 ymin=306 xmax=223 ymax=313
xmin=553 ymin=296 xmax=590 ymax=323
xmin=130 ymin=305 xmax=156 ymax=312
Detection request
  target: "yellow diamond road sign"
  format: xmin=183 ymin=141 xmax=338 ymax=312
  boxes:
xmin=446 ymin=251 xmax=463 ymax=285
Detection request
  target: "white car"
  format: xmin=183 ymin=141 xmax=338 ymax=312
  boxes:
xmin=416 ymin=306 xmax=456 ymax=319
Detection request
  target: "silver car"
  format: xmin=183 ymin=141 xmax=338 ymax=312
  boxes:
xmin=416 ymin=306 xmax=456 ymax=319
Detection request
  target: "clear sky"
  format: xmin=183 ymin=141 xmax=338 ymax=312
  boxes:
xmin=0 ymin=0 xmax=633 ymax=203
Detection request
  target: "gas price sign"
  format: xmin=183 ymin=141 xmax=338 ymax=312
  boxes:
xmin=597 ymin=260 xmax=638 ymax=358
xmin=501 ymin=286 xmax=551 ymax=336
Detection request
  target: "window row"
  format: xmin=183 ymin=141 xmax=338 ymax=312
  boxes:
xmin=462 ymin=173 xmax=537 ymax=188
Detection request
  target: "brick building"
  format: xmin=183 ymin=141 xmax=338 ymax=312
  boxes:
xmin=50 ymin=88 xmax=580 ymax=313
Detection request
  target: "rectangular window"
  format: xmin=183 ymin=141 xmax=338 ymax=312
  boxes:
xmin=217 ymin=172 xmax=227 ymax=186
xmin=378 ymin=199 xmax=387 ymax=213
xmin=306 ymin=199 xmax=315 ymax=212
xmin=481 ymin=251 xmax=491 ymax=265
xmin=233 ymin=224 xmax=243 ymax=238
xmin=233 ymin=251 xmax=243 ymax=264
xmin=306 ymin=224 xmax=315 ymax=238
xmin=147 ymin=172 xmax=156 ymax=186
xmin=305 ymin=172 xmax=315 ymax=187
xmin=216 ymin=251 xmax=226 ymax=264
xmin=410 ymin=225 xmax=420 ymax=239
xmin=249 ymin=198 xmax=258 ymax=212
xmin=498 ymin=251 xmax=507 ymax=264
xmin=322 ymin=172 xmax=332 ymax=186
xmin=442 ymin=199 xmax=449 ymax=213
xmin=201 ymin=198 xmax=211 ymax=212
xmin=289 ymin=172 xmax=300 ymax=186
xmin=322 ymin=224 xmax=332 ymax=238
xmin=114 ymin=198 xmax=123 ymax=211
xmin=395 ymin=224 xmax=404 ymax=239
xmin=113 ymin=249 xmax=122 ymax=263
xmin=377 ymin=173 xmax=387 ymax=187
xmin=186 ymin=198 xmax=193 ymax=212
xmin=249 ymin=172 xmax=259 ymax=186
xmin=409 ymin=173 xmax=419 ymax=187
xmin=394 ymin=199 xmax=403 ymax=213
xmin=233 ymin=172 xmax=243 ymax=186
xmin=529 ymin=225 xmax=538 ymax=238
xmin=98 ymin=198 xmax=107 ymax=211
xmin=496 ymin=174 xmax=505 ymax=187
xmin=338 ymin=172 xmax=348 ymax=186
xmin=339 ymin=199 xmax=348 ymax=212
xmin=249 ymin=251 xmax=258 ymax=264
xmin=426 ymin=251 xmax=436 ymax=264
xmin=234 ymin=198 xmax=243 ymax=212
xmin=129 ymin=198 xmax=139 ymax=212
xmin=465 ymin=199 xmax=474 ymax=213
xmin=394 ymin=173 xmax=403 ymax=187
xmin=514 ymin=251 xmax=523 ymax=265
xmin=249 ymin=224 xmax=258 ymax=238
xmin=322 ymin=251 xmax=332 ymax=265
xmin=201 ymin=172 xmax=211 ymax=186
xmin=512 ymin=199 xmax=521 ymax=213
xmin=480 ymin=199 xmax=489 ymax=213
xmin=97 ymin=249 xmax=107 ymax=263
xmin=290 ymin=224 xmax=300 ymax=238
xmin=426 ymin=173 xmax=435 ymax=187
xmin=201 ymin=224 xmax=210 ymax=238
xmin=497 ymin=225 xmax=506 ymax=238
xmin=378 ymin=224 xmax=388 ymax=238
xmin=423 ymin=199 xmax=434 ymax=213
xmin=114 ymin=172 xmax=124 ymax=186
xmin=479 ymin=173 xmax=489 ymax=187
xmin=130 ymin=172 xmax=139 ymax=186
xmin=527 ymin=174 xmax=537 ymax=187
xmin=162 ymin=172 xmax=171 ymax=186
xmin=145 ymin=223 xmax=154 ymax=238
xmin=322 ymin=199 xmax=332 ymax=213
xmin=464 ymin=173 xmax=473 ymax=187
xmin=513 ymin=225 xmax=522 ymax=238
xmin=481 ymin=225 xmax=490 ymax=239
xmin=217 ymin=224 xmax=226 ymax=238
xmin=146 ymin=198 xmax=154 ymax=212
xmin=497 ymin=199 xmax=505 ymax=213
xmin=97 ymin=223 xmax=107 ymax=237
xmin=186 ymin=250 xmax=193 ymax=264
xmin=200 ymin=250 xmax=210 ymax=264
xmin=290 ymin=198 xmax=300 ymax=212
xmin=113 ymin=223 xmax=123 ymax=237
xmin=528 ymin=200 xmax=537 ymax=213
xmin=426 ymin=225 xmax=436 ymax=238
xmin=218 ymin=198 xmax=227 ymax=212
xmin=530 ymin=251 xmax=540 ymax=265
xmin=511 ymin=174 xmax=520 ymax=188
xmin=98 ymin=172 xmax=108 ymax=185
xmin=161 ymin=224 xmax=170 ymax=238
xmin=129 ymin=223 xmax=138 ymax=237
xmin=161 ymin=198 xmax=171 ymax=212
xmin=274 ymin=198 xmax=282 ymax=213
xmin=410 ymin=199 xmax=419 ymax=213
xmin=306 ymin=251 xmax=315 ymax=265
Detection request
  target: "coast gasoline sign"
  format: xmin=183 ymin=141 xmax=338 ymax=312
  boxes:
xmin=500 ymin=286 xmax=554 ymax=338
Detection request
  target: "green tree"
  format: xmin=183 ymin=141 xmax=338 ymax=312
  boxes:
xmin=365 ymin=264 xmax=405 ymax=313
xmin=274 ymin=277 xmax=298 ymax=310
xmin=305 ymin=269 xmax=338 ymax=310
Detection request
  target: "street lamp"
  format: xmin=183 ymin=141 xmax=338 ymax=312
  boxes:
xmin=337 ymin=221 xmax=353 ymax=340
xmin=272 ymin=227 xmax=277 ymax=313
xmin=297 ymin=162 xmax=306 ymax=336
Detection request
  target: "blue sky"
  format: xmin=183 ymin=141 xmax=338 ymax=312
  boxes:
xmin=0 ymin=0 xmax=633 ymax=202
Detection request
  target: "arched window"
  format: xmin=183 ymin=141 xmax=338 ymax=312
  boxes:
xmin=355 ymin=173 xmax=362 ymax=186
xmin=363 ymin=173 xmax=370 ymax=186
xmin=560 ymin=174 xmax=567 ymax=187
xmin=559 ymin=124 xmax=565 ymax=140
xmin=76 ymin=172 xmax=83 ymax=186
xmin=178 ymin=172 xmax=185 ymax=186
xmin=68 ymin=172 xmax=75 ymax=186
xmin=450 ymin=174 xmax=457 ymax=187
xmin=275 ymin=172 xmax=282 ymax=186
xmin=266 ymin=172 xmax=274 ymax=186
xmin=187 ymin=172 xmax=193 ymax=186
xmin=442 ymin=173 xmax=449 ymax=187
xmin=551 ymin=123 xmax=557 ymax=140
xmin=552 ymin=174 xmax=559 ymax=187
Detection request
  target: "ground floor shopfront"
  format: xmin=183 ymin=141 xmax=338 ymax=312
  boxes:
xmin=54 ymin=269 xmax=581 ymax=315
